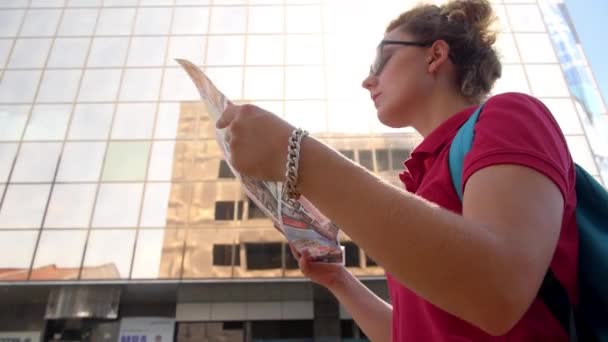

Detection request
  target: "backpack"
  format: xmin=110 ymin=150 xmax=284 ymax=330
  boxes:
xmin=448 ymin=104 xmax=608 ymax=342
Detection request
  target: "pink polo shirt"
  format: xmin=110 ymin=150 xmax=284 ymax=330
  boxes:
xmin=391 ymin=92 xmax=578 ymax=341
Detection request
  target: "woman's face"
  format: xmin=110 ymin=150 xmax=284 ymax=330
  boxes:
xmin=362 ymin=29 xmax=434 ymax=128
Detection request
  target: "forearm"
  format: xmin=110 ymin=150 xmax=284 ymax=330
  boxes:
xmin=297 ymin=137 xmax=515 ymax=332
xmin=329 ymin=271 xmax=392 ymax=342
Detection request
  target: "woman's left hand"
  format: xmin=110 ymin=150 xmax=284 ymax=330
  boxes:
xmin=216 ymin=103 xmax=296 ymax=182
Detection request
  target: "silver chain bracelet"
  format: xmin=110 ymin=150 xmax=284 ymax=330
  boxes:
xmin=285 ymin=128 xmax=309 ymax=200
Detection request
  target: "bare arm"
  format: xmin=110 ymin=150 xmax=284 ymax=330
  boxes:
xmin=297 ymin=137 xmax=563 ymax=335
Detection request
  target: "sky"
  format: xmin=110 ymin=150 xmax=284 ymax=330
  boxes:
xmin=565 ymin=0 xmax=608 ymax=106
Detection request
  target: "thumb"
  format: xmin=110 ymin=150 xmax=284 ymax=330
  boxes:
xmin=217 ymin=103 xmax=237 ymax=129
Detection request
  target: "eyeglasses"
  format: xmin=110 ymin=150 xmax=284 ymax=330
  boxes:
xmin=370 ymin=39 xmax=433 ymax=76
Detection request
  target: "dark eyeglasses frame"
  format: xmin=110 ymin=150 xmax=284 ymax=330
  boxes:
xmin=370 ymin=39 xmax=434 ymax=76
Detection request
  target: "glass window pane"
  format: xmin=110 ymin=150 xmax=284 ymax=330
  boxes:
xmin=286 ymin=5 xmax=321 ymax=33
xmin=0 ymin=39 xmax=11 ymax=67
xmin=213 ymin=244 xmax=238 ymax=266
xmin=376 ymin=149 xmax=389 ymax=171
xmin=0 ymin=105 xmax=29 ymax=141
xmin=132 ymin=229 xmax=185 ymax=279
xmin=96 ymin=8 xmax=136 ymax=36
xmin=48 ymin=38 xmax=90 ymax=68
xmin=31 ymin=230 xmax=87 ymax=280
xmin=67 ymin=0 xmax=102 ymax=6
xmin=31 ymin=0 xmax=64 ymax=7
xmin=0 ymin=184 xmax=50 ymax=229
xmin=515 ymin=33 xmax=557 ymax=63
xmin=244 ymin=67 xmax=283 ymax=100
xmin=566 ymin=136 xmax=598 ymax=175
xmin=251 ymin=100 xmax=284 ymax=117
xmin=526 ymin=64 xmax=570 ymax=97
xmin=58 ymin=9 xmax=98 ymax=36
xmin=246 ymin=35 xmax=283 ymax=65
xmin=166 ymin=36 xmax=206 ymax=67
xmin=92 ymin=183 xmax=144 ymax=228
xmin=119 ymin=68 xmax=162 ymax=102
xmin=140 ymin=183 xmax=171 ymax=227
xmin=154 ymin=103 xmax=180 ymax=139
xmin=82 ymin=229 xmax=135 ymax=279
xmin=491 ymin=64 xmax=530 ymax=95
xmin=78 ymin=69 xmax=122 ymax=102
xmin=104 ymin=0 xmax=138 ymax=5
xmin=285 ymin=101 xmax=326 ymax=134
xmin=285 ymin=66 xmax=324 ymax=99
xmin=134 ymin=7 xmax=172 ymax=35
xmin=343 ymin=241 xmax=360 ymax=267
xmin=12 ymin=142 xmax=61 ymax=182
xmin=37 ymin=69 xmax=82 ymax=103
xmin=495 ymin=33 xmax=520 ymax=64
xmin=326 ymin=66 xmax=368 ymax=100
xmin=358 ymin=150 xmax=373 ymax=171
xmin=161 ymin=68 xmax=200 ymax=101
xmin=127 ymin=36 xmax=168 ymax=67
xmin=148 ymin=140 xmax=176 ymax=181
xmin=88 ymin=37 xmax=129 ymax=67
xmin=111 ymin=103 xmax=156 ymax=140
xmin=245 ymin=242 xmax=281 ymax=270
xmin=102 ymin=142 xmax=151 ymax=181
xmin=248 ymin=6 xmax=283 ymax=33
xmin=24 ymin=104 xmax=72 ymax=141
xmin=57 ymin=142 xmax=106 ymax=182
xmin=0 ymin=143 xmax=18 ymax=182
xmin=219 ymin=160 xmax=235 ymax=179
xmin=210 ymin=7 xmax=246 ymax=34
xmin=20 ymin=9 xmax=61 ymax=37
xmin=0 ymin=2 xmax=27 ymax=10
xmin=0 ymin=70 xmax=42 ymax=103
xmin=205 ymin=67 xmax=243 ymax=100
xmin=68 ymin=104 xmax=113 ymax=140
xmin=172 ymin=7 xmax=210 ymax=34
xmin=8 ymin=38 xmax=52 ymax=68
xmin=286 ymin=35 xmax=322 ymax=65
xmin=506 ymin=4 xmax=545 ymax=32
xmin=206 ymin=36 xmax=245 ymax=66
xmin=45 ymin=183 xmax=96 ymax=228
xmin=541 ymin=98 xmax=583 ymax=135
xmin=391 ymin=149 xmax=411 ymax=170
xmin=0 ymin=10 xmax=25 ymax=37
xmin=183 ymin=229 xmax=241 ymax=278
xmin=0 ymin=231 xmax=37 ymax=280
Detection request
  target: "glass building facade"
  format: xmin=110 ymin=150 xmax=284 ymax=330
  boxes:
xmin=0 ymin=0 xmax=605 ymax=340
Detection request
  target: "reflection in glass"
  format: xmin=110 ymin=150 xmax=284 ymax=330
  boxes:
xmin=246 ymin=35 xmax=284 ymax=65
xmin=95 ymin=8 xmax=136 ymax=36
xmin=78 ymin=69 xmax=122 ymax=102
xmin=92 ymin=183 xmax=144 ymax=228
xmin=189 ymin=183 xmax=217 ymax=225
xmin=12 ymin=142 xmax=61 ymax=182
xmin=8 ymin=38 xmax=52 ymax=68
xmin=119 ymin=68 xmax=163 ymax=102
xmin=68 ymin=104 xmax=114 ymax=140
xmin=248 ymin=6 xmax=283 ymax=33
xmin=31 ymin=230 xmax=87 ymax=280
xmin=246 ymin=243 xmax=282 ymax=270
xmin=102 ymin=142 xmax=150 ymax=181
xmin=166 ymin=36 xmax=206 ymax=66
xmin=0 ymin=105 xmax=29 ymax=141
xmin=148 ymin=141 xmax=176 ymax=181
xmin=140 ymin=183 xmax=171 ymax=227
xmin=20 ymin=9 xmax=61 ymax=36
xmin=190 ymin=141 xmax=222 ymax=181
xmin=0 ymin=143 xmax=17 ymax=183
xmin=213 ymin=244 xmax=240 ymax=266
xmin=244 ymin=67 xmax=283 ymax=100
xmin=0 ymin=70 xmax=42 ymax=103
xmin=45 ymin=184 xmax=97 ymax=228
xmin=132 ymin=229 xmax=185 ymax=279
xmin=0 ymin=184 xmax=51 ymax=229
xmin=343 ymin=241 xmax=360 ymax=268
xmin=286 ymin=5 xmax=322 ymax=33
xmin=206 ymin=36 xmax=245 ymax=66
xmin=134 ymin=7 xmax=172 ymax=35
xmin=0 ymin=231 xmax=37 ymax=281
xmin=82 ymin=229 xmax=136 ymax=279
xmin=88 ymin=37 xmax=129 ymax=67
xmin=172 ymin=7 xmax=210 ymax=34
xmin=24 ymin=105 xmax=71 ymax=141
xmin=210 ymin=7 xmax=246 ymax=34
xmin=183 ymin=229 xmax=239 ymax=279
xmin=0 ymin=10 xmax=25 ymax=37
xmin=57 ymin=142 xmax=105 ymax=182
xmin=58 ymin=9 xmax=98 ymax=36
xmin=47 ymin=38 xmax=90 ymax=68
xmin=127 ymin=36 xmax=168 ymax=67
xmin=111 ymin=103 xmax=156 ymax=140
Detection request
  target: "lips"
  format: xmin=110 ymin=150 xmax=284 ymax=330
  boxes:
xmin=372 ymin=93 xmax=381 ymax=102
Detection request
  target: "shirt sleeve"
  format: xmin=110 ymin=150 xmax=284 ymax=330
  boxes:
xmin=461 ymin=92 xmax=573 ymax=198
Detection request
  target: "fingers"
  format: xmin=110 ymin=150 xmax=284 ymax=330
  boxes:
xmin=289 ymin=243 xmax=302 ymax=260
xmin=216 ymin=103 xmax=238 ymax=129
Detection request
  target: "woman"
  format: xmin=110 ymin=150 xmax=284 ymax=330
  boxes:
xmin=217 ymin=0 xmax=577 ymax=341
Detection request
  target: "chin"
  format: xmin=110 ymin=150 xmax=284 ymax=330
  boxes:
xmin=377 ymin=109 xmax=407 ymax=128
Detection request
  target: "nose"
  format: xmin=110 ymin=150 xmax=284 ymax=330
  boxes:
xmin=361 ymin=73 xmax=377 ymax=90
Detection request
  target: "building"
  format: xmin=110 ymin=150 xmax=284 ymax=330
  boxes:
xmin=0 ymin=0 xmax=605 ymax=341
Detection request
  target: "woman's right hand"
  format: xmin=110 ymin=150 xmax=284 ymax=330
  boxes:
xmin=289 ymin=244 xmax=350 ymax=291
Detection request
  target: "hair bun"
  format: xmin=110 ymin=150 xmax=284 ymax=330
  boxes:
xmin=441 ymin=0 xmax=496 ymax=45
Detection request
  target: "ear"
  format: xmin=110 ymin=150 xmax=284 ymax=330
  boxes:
xmin=426 ymin=40 xmax=451 ymax=73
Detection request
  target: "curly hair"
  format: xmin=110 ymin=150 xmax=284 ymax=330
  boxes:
xmin=386 ymin=0 xmax=502 ymax=103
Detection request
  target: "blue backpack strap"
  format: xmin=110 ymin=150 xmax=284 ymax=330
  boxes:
xmin=448 ymin=104 xmax=484 ymax=200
